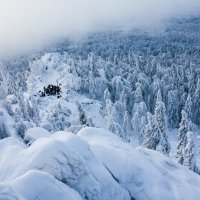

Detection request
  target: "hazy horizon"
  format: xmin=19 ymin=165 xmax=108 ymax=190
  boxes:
xmin=0 ymin=0 xmax=200 ymax=56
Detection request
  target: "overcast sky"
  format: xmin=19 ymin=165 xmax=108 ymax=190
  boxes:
xmin=0 ymin=0 xmax=200 ymax=56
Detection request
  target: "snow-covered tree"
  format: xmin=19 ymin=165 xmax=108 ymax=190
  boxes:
xmin=122 ymin=111 xmax=129 ymax=141
xmin=0 ymin=64 xmax=16 ymax=96
xmin=131 ymin=102 xmax=147 ymax=141
xmin=104 ymin=88 xmax=111 ymax=102
xmin=184 ymin=93 xmax=192 ymax=121
xmin=105 ymin=99 xmax=115 ymax=132
xmin=155 ymin=90 xmax=170 ymax=155
xmin=77 ymin=102 xmax=87 ymax=126
xmin=16 ymin=72 xmax=27 ymax=91
xmin=134 ymin=83 xmax=143 ymax=104
xmin=138 ymin=116 xmax=146 ymax=144
xmin=48 ymin=103 xmax=71 ymax=132
xmin=167 ymin=90 xmax=180 ymax=128
xmin=18 ymin=89 xmax=29 ymax=121
xmin=193 ymin=78 xmax=200 ymax=124
xmin=30 ymin=97 xmax=40 ymax=126
xmin=177 ymin=110 xmax=189 ymax=165
xmin=183 ymin=131 xmax=197 ymax=172
xmin=143 ymin=112 xmax=160 ymax=150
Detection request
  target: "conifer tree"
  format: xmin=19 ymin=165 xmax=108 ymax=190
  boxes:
xmin=143 ymin=112 xmax=160 ymax=150
xmin=184 ymin=93 xmax=192 ymax=121
xmin=122 ymin=111 xmax=129 ymax=141
xmin=177 ymin=110 xmax=189 ymax=165
xmin=183 ymin=131 xmax=197 ymax=172
xmin=155 ymin=90 xmax=170 ymax=155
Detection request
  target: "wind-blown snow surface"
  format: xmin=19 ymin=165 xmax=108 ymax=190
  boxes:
xmin=1 ymin=127 xmax=200 ymax=200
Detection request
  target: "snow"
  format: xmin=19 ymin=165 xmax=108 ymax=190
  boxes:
xmin=1 ymin=127 xmax=200 ymax=199
xmin=0 ymin=170 xmax=82 ymax=200
xmin=6 ymin=95 xmax=18 ymax=104
xmin=24 ymin=127 xmax=51 ymax=144
xmin=78 ymin=127 xmax=200 ymax=200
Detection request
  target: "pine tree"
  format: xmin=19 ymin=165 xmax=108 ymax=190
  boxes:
xmin=105 ymin=99 xmax=114 ymax=131
xmin=167 ymin=90 xmax=180 ymax=128
xmin=31 ymin=97 xmax=40 ymax=126
xmin=143 ymin=112 xmax=160 ymax=150
xmin=155 ymin=90 xmax=170 ymax=155
xmin=183 ymin=131 xmax=197 ymax=172
xmin=77 ymin=103 xmax=87 ymax=126
xmin=122 ymin=111 xmax=129 ymax=141
xmin=134 ymin=83 xmax=143 ymax=104
xmin=184 ymin=93 xmax=192 ymax=121
xmin=48 ymin=103 xmax=71 ymax=132
xmin=0 ymin=64 xmax=15 ymax=96
xmin=139 ymin=116 xmax=146 ymax=144
xmin=193 ymin=78 xmax=200 ymax=124
xmin=104 ymin=88 xmax=111 ymax=102
xmin=18 ymin=89 xmax=29 ymax=121
xmin=177 ymin=110 xmax=189 ymax=165
xmin=131 ymin=102 xmax=147 ymax=140
xmin=4 ymin=71 xmax=16 ymax=95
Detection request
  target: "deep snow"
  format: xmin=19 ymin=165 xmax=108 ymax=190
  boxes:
xmin=1 ymin=128 xmax=200 ymax=200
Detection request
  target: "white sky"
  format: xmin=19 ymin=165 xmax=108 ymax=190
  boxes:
xmin=0 ymin=0 xmax=200 ymax=56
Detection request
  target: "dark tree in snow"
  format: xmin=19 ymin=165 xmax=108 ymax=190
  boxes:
xmin=77 ymin=103 xmax=87 ymax=126
xmin=0 ymin=112 xmax=10 ymax=139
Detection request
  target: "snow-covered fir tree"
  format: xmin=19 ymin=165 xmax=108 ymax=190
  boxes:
xmin=17 ymin=89 xmax=29 ymax=121
xmin=177 ymin=110 xmax=190 ymax=165
xmin=48 ymin=103 xmax=71 ymax=132
xmin=183 ymin=131 xmax=197 ymax=172
xmin=143 ymin=112 xmax=160 ymax=150
xmin=122 ymin=111 xmax=129 ymax=141
xmin=139 ymin=116 xmax=146 ymax=144
xmin=155 ymin=90 xmax=170 ymax=155
xmin=77 ymin=102 xmax=87 ymax=126
xmin=184 ymin=93 xmax=192 ymax=121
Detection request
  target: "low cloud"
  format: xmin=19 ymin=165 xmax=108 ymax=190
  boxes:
xmin=0 ymin=0 xmax=200 ymax=56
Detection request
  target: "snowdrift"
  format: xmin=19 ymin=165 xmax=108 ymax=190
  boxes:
xmin=1 ymin=127 xmax=200 ymax=200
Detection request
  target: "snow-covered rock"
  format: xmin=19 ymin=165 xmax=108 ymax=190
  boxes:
xmin=24 ymin=127 xmax=51 ymax=144
xmin=0 ymin=170 xmax=82 ymax=200
xmin=78 ymin=127 xmax=200 ymax=200
xmin=1 ymin=127 xmax=200 ymax=200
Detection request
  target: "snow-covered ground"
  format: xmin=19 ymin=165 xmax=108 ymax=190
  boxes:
xmin=1 ymin=127 xmax=200 ymax=200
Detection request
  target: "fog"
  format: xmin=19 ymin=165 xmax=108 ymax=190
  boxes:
xmin=0 ymin=0 xmax=200 ymax=56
